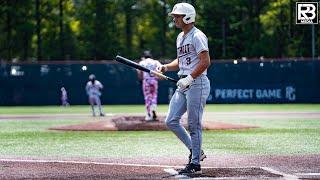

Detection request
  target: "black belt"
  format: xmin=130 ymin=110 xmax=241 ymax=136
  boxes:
xmin=179 ymin=75 xmax=188 ymax=79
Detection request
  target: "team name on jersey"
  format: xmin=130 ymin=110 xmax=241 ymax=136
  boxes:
xmin=178 ymin=44 xmax=191 ymax=57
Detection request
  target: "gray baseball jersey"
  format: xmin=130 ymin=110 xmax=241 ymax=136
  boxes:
xmin=177 ymin=27 xmax=209 ymax=76
xmin=86 ymin=80 xmax=103 ymax=97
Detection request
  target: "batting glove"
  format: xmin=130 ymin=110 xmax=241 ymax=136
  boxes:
xmin=177 ymin=75 xmax=194 ymax=89
xmin=156 ymin=65 xmax=168 ymax=73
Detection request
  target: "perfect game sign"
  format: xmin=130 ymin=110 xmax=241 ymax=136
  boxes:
xmin=209 ymin=86 xmax=297 ymax=103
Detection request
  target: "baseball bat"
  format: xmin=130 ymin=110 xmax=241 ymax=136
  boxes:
xmin=115 ymin=55 xmax=178 ymax=83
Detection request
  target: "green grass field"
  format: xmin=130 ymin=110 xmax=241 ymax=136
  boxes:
xmin=1 ymin=104 xmax=319 ymax=114
xmin=0 ymin=104 xmax=319 ymax=159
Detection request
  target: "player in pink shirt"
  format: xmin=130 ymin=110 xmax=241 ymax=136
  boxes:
xmin=137 ymin=51 xmax=162 ymax=121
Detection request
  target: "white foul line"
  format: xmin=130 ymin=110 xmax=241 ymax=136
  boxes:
xmin=261 ymin=167 xmax=299 ymax=180
xmin=0 ymin=158 xmax=183 ymax=168
xmin=0 ymin=158 xmax=260 ymax=169
xmin=295 ymin=172 xmax=320 ymax=176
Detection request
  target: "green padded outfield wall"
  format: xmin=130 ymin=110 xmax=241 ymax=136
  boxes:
xmin=0 ymin=60 xmax=319 ymax=105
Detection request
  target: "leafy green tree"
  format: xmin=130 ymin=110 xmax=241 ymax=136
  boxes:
xmin=0 ymin=0 xmax=318 ymax=61
xmin=0 ymin=0 xmax=35 ymax=61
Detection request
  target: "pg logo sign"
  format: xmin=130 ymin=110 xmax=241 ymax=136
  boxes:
xmin=296 ymin=2 xmax=318 ymax=24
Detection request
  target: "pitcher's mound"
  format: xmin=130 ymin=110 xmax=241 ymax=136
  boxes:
xmin=49 ymin=115 xmax=259 ymax=131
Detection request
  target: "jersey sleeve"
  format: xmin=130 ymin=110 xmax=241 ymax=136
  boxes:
xmin=193 ymin=32 xmax=209 ymax=55
xmin=97 ymin=81 xmax=103 ymax=89
xmin=139 ymin=60 xmax=144 ymax=66
xmin=155 ymin=60 xmax=162 ymax=68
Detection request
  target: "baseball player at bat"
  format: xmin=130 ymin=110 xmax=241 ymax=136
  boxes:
xmin=137 ymin=50 xmax=162 ymax=121
xmin=157 ymin=3 xmax=211 ymax=175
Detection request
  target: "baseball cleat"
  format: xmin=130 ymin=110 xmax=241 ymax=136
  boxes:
xmin=100 ymin=113 xmax=105 ymax=117
xmin=188 ymin=150 xmax=207 ymax=164
xmin=200 ymin=150 xmax=207 ymax=161
xmin=152 ymin=110 xmax=157 ymax=120
xmin=145 ymin=114 xmax=152 ymax=121
xmin=178 ymin=163 xmax=202 ymax=175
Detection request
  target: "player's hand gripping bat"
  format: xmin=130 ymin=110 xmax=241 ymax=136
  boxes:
xmin=115 ymin=55 xmax=178 ymax=83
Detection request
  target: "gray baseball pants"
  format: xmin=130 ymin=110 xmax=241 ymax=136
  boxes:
xmin=89 ymin=95 xmax=103 ymax=116
xmin=165 ymin=74 xmax=210 ymax=165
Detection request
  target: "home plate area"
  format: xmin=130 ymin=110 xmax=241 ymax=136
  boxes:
xmin=0 ymin=159 xmax=293 ymax=179
xmin=164 ymin=167 xmax=284 ymax=179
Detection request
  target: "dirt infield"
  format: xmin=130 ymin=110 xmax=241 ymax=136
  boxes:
xmin=49 ymin=115 xmax=259 ymax=131
xmin=1 ymin=154 xmax=319 ymax=179
xmin=0 ymin=160 xmax=281 ymax=179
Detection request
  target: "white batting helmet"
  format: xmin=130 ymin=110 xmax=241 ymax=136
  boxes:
xmin=89 ymin=74 xmax=95 ymax=80
xmin=169 ymin=3 xmax=196 ymax=24
xmin=142 ymin=50 xmax=152 ymax=58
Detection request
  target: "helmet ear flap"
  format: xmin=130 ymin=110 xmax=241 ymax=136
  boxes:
xmin=182 ymin=14 xmax=195 ymax=24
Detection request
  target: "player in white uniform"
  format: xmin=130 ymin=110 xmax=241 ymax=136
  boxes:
xmin=60 ymin=87 xmax=69 ymax=106
xmin=85 ymin=74 xmax=105 ymax=117
xmin=137 ymin=51 xmax=162 ymax=121
xmin=157 ymin=3 xmax=211 ymax=175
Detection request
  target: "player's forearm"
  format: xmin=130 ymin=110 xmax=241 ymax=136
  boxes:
xmin=190 ymin=51 xmax=211 ymax=79
xmin=165 ymin=59 xmax=179 ymax=71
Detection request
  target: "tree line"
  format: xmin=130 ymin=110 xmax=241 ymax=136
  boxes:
xmin=0 ymin=0 xmax=318 ymax=61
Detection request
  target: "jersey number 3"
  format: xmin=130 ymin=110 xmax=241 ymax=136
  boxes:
xmin=186 ymin=57 xmax=191 ymax=65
